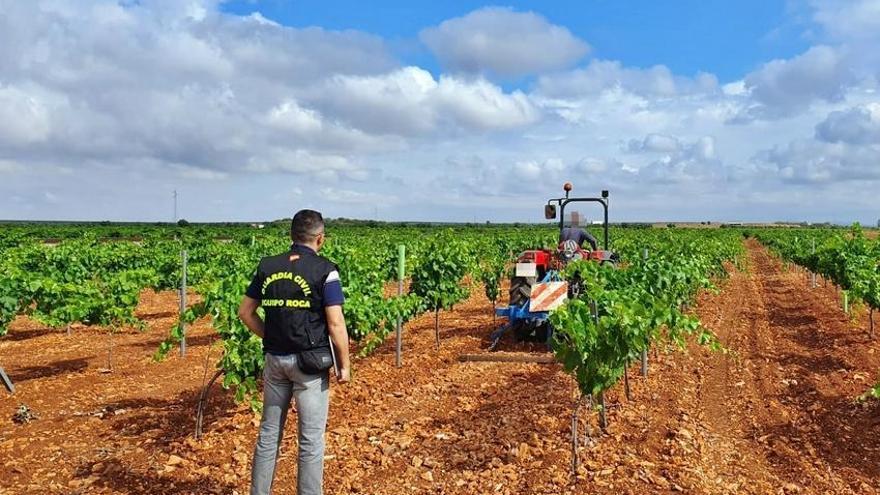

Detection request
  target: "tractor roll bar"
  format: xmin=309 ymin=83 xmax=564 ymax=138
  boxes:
xmin=546 ymin=190 xmax=609 ymax=250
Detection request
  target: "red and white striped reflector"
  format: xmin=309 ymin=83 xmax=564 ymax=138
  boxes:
xmin=530 ymin=282 xmax=568 ymax=312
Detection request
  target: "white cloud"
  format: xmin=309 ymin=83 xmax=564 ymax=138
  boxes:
xmin=741 ymin=46 xmax=854 ymax=119
xmin=420 ymin=7 xmax=589 ymax=78
xmin=738 ymin=1 xmax=880 ymax=193
xmin=572 ymin=158 xmax=611 ymax=174
xmin=815 ymin=103 xmax=880 ymax=144
xmin=266 ymin=100 xmax=324 ymax=135
xmin=134 ymin=0 xmax=219 ymax=23
xmin=627 ymin=133 xmax=681 ymax=153
xmin=693 ymin=136 xmax=716 ymax=161
xmin=753 ymin=104 xmax=880 ymax=186
xmin=536 ymin=59 xmax=719 ymax=99
xmin=755 ymin=138 xmax=880 ymax=184
xmin=311 ymin=67 xmax=538 ymax=135
xmin=718 ymin=1 xmax=880 ymax=131
xmin=173 ymin=164 xmax=229 ymax=181
xmin=722 ymin=81 xmax=747 ymax=96
xmin=245 ymin=149 xmax=357 ymax=178
xmin=319 ymin=187 xmax=399 ymax=205
xmin=0 ymin=85 xmax=52 ymax=147
xmin=247 ymin=12 xmax=280 ymax=27
xmin=0 ymin=0 xmax=406 ymax=182
xmin=433 ymin=153 xmax=636 ymax=202
xmin=310 ymin=67 xmax=439 ymax=136
xmin=0 ymin=0 xmax=878 ymax=223
xmin=434 ymin=77 xmax=539 ymax=130
xmin=0 ymin=160 xmax=23 ymax=173
xmin=513 ymin=161 xmax=543 ymax=180
xmin=625 ymin=133 xmax=717 ymax=162
xmin=43 ymin=191 xmax=60 ymax=204
xmin=624 ymin=134 xmax=722 ymax=185
xmin=811 ymin=0 xmax=880 ymax=42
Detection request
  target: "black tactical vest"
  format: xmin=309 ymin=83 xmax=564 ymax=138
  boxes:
xmin=255 ymin=247 xmax=337 ymax=355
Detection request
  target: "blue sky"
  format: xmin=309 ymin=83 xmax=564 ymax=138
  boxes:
xmin=222 ymin=0 xmax=811 ymax=82
xmin=1 ymin=0 xmax=879 ymax=224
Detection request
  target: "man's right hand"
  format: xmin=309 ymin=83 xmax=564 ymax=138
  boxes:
xmin=325 ymin=305 xmax=351 ymax=383
xmin=337 ymin=367 xmax=351 ymax=383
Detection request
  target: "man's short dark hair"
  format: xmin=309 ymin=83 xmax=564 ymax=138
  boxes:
xmin=291 ymin=209 xmax=325 ymax=243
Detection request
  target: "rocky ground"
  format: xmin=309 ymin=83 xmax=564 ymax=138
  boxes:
xmin=1 ymin=240 xmax=879 ymax=494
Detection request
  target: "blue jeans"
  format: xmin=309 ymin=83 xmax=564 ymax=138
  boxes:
xmin=250 ymin=353 xmax=329 ymax=495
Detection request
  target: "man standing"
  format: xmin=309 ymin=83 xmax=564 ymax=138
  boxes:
xmin=238 ymin=209 xmax=351 ymax=495
xmin=559 ymin=211 xmax=598 ymax=251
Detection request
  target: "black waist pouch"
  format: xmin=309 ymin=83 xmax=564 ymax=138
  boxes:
xmin=297 ymin=346 xmax=333 ymax=375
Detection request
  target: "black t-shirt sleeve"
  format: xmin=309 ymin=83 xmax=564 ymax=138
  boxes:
xmin=245 ymin=264 xmax=263 ymax=300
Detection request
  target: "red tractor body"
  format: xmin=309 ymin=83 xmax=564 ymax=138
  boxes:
xmin=514 ymin=246 xmax=616 ymax=271
xmin=516 ymin=249 xmax=553 ymax=272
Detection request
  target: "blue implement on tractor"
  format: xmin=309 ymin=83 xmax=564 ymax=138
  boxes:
xmin=489 ymin=271 xmax=560 ymax=351
xmin=490 ymin=301 xmax=552 ymax=351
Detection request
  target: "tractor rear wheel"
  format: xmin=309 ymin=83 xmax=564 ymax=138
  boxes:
xmin=509 ymin=276 xmax=534 ymax=306
xmin=508 ymin=276 xmax=533 ymax=342
xmin=508 ymin=275 xmax=551 ymax=343
xmin=513 ymin=319 xmax=550 ymax=342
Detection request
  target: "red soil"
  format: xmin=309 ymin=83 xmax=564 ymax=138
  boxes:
xmin=1 ymin=240 xmax=879 ymax=494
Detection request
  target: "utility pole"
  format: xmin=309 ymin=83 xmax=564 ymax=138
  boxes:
xmin=173 ymin=190 xmax=178 ymax=223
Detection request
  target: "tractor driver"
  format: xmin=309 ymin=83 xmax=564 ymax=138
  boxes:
xmin=559 ymin=211 xmax=598 ymax=251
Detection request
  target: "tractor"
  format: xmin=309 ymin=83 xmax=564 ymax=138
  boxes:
xmin=490 ymin=183 xmax=618 ymax=350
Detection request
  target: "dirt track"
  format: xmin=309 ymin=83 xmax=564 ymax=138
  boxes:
xmin=660 ymin=240 xmax=880 ymax=494
xmin=1 ymin=240 xmax=879 ymax=494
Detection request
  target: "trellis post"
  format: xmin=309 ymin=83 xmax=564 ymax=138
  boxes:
xmin=0 ymin=365 xmax=14 ymax=394
xmin=641 ymin=248 xmax=649 ymax=377
xmin=180 ymin=249 xmax=188 ymax=357
xmin=395 ymin=244 xmax=405 ymax=368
